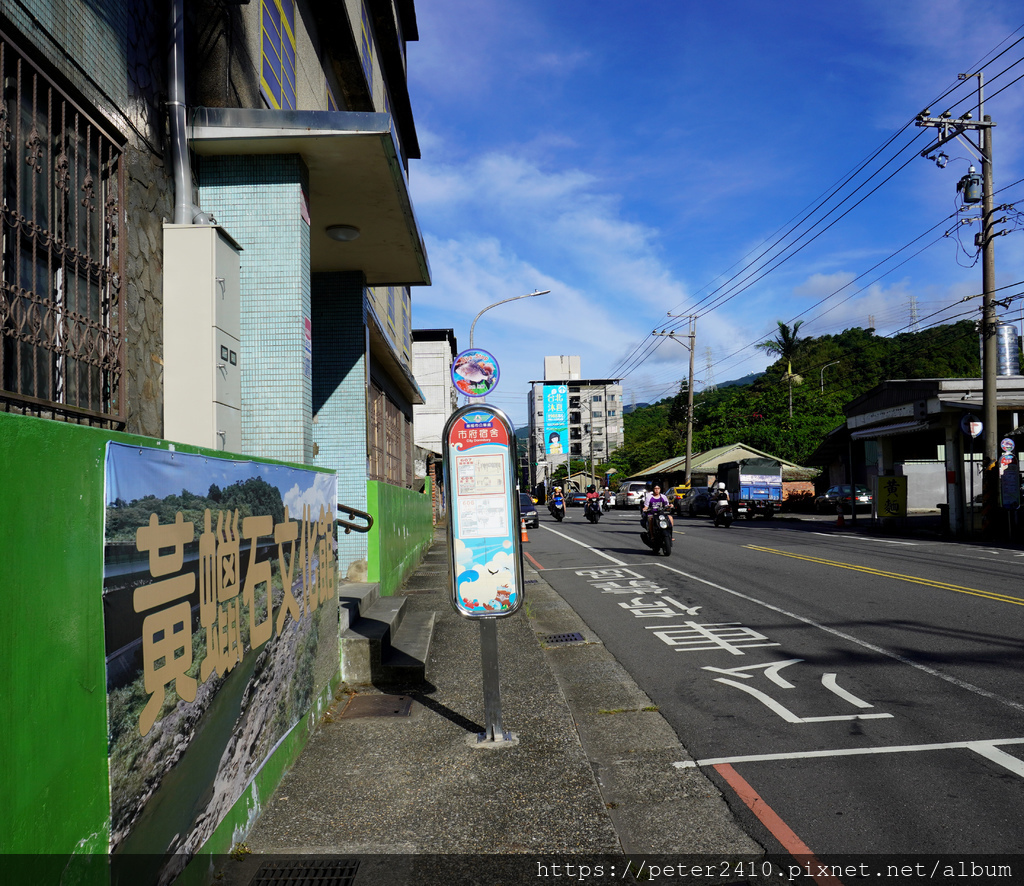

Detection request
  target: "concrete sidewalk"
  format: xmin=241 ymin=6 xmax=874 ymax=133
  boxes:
xmin=213 ymin=528 xmax=761 ymax=884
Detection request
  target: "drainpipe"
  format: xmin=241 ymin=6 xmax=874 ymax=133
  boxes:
xmin=169 ymin=0 xmax=210 ymax=224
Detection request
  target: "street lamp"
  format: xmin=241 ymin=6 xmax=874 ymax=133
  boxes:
xmin=820 ymin=360 xmax=840 ymax=392
xmin=469 ymin=289 xmax=551 ymax=348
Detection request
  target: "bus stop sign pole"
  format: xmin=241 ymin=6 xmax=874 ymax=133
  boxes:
xmin=442 ymin=403 xmax=525 ymax=745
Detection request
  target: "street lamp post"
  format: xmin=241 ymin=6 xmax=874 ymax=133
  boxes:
xmin=469 ymin=289 xmax=551 ymax=349
xmin=463 ymin=288 xmax=551 ymax=746
xmin=820 ymin=360 xmax=840 ymax=392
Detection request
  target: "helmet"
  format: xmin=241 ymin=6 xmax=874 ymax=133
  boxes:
xmin=587 ymin=485 xmax=595 ymax=492
xmin=717 ymin=482 xmax=726 ymax=490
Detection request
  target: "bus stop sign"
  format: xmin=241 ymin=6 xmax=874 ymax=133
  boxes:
xmin=442 ymin=404 xmax=524 ymax=619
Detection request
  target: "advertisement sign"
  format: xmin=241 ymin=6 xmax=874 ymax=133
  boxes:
xmin=875 ymin=475 xmax=907 ymax=517
xmin=103 ymin=443 xmax=337 ymax=882
xmin=443 ymin=405 xmax=524 ymax=618
xmin=999 ymin=440 xmax=1020 ymax=509
xmin=543 ymin=383 xmax=569 ymax=455
xmin=452 ymin=348 xmax=500 ymax=397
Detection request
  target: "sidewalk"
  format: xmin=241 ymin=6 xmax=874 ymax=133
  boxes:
xmin=213 ymin=527 xmax=760 ymax=885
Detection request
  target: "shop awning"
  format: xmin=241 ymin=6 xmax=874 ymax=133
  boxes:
xmin=850 ymin=420 xmax=932 ymax=440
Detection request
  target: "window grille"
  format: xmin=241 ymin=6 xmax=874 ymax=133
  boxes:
xmin=0 ymin=30 xmax=125 ymax=424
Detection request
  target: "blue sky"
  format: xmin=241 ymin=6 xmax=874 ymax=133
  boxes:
xmin=406 ymin=1 xmax=1024 ymax=430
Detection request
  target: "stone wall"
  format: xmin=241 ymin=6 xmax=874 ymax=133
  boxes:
xmin=123 ymin=143 xmax=173 ymax=439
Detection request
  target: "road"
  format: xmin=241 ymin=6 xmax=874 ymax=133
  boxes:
xmin=524 ymin=503 xmax=1024 ymax=866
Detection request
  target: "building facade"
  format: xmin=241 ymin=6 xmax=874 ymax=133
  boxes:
xmin=0 ymin=0 xmax=431 ymax=576
xmin=527 ymin=355 xmax=624 ymax=489
xmin=1 ymin=0 xmax=433 ymax=869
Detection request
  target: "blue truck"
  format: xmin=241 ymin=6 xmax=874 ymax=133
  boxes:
xmin=719 ymin=457 xmax=783 ymax=519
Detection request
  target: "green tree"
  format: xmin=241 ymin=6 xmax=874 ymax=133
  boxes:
xmin=756 ymin=320 xmax=804 ymax=417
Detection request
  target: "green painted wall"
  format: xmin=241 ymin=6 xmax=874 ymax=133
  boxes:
xmin=0 ymin=412 xmax=338 ymax=871
xmin=2 ymin=412 xmax=114 ymax=856
xmin=366 ymin=480 xmax=434 ymax=595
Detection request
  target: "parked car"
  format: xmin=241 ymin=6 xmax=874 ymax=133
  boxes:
xmin=615 ymin=480 xmax=648 ymax=509
xmin=519 ymin=493 xmax=539 ymax=528
xmin=815 ymin=484 xmax=873 ymax=513
xmin=675 ymin=487 xmax=713 ymax=517
xmin=569 ymin=491 xmax=588 ymax=507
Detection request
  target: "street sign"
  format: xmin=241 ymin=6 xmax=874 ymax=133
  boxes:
xmin=443 ymin=404 xmax=524 ymax=618
xmin=961 ymin=413 xmax=983 ymax=439
xmin=442 ymin=403 xmax=525 ymax=745
xmin=451 ymin=348 xmax=500 ymax=398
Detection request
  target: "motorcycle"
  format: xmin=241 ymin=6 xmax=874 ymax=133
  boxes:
xmin=548 ymin=493 xmax=566 ymax=522
xmin=584 ymin=497 xmax=602 ymax=523
xmin=601 ymin=496 xmax=612 ymax=512
xmin=640 ymin=505 xmax=673 ymax=556
xmin=712 ymin=497 xmax=733 ymax=528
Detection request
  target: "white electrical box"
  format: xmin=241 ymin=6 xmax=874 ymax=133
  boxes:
xmin=163 ymin=224 xmax=243 ymax=451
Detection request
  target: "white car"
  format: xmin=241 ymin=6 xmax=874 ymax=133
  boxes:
xmin=615 ymin=481 xmax=648 ymax=509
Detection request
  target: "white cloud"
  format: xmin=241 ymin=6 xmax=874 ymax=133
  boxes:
xmin=282 ymin=472 xmax=337 ymax=521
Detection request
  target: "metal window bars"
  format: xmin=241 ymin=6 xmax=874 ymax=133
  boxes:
xmin=0 ymin=29 xmax=125 ymax=424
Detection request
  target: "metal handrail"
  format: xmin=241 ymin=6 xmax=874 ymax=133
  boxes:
xmin=337 ymin=503 xmax=374 ymax=534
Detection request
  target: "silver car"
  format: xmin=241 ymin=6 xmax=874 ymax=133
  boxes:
xmin=615 ymin=481 xmax=648 ymax=509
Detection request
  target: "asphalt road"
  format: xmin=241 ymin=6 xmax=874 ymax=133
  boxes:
xmin=525 ymin=504 xmax=1024 ymax=865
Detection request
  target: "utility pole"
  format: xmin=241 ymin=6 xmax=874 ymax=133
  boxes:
xmin=916 ymin=72 xmax=1002 ymax=535
xmin=654 ymin=315 xmax=696 ymax=486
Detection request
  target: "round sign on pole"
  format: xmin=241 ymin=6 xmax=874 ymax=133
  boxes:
xmin=452 ymin=348 xmax=500 ymax=398
xmin=961 ymin=413 xmax=983 ymax=439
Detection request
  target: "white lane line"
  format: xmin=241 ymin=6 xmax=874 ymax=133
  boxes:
xmin=656 ymin=562 xmax=1024 ymax=713
xmin=538 ymin=524 xmax=627 ymax=566
xmin=674 ymin=736 xmax=1024 ymax=770
xmin=968 ymin=741 xmax=1024 ymax=778
xmin=810 ymin=532 xmax=917 ymax=546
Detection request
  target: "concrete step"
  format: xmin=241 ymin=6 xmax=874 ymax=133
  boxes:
xmin=338 ymin=591 xmax=434 ymax=689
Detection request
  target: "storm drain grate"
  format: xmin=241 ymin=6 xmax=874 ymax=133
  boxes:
xmin=539 ymin=632 xmax=585 ymax=645
xmin=339 ymin=694 xmax=413 ymax=718
xmin=248 ymin=859 xmax=360 ymax=885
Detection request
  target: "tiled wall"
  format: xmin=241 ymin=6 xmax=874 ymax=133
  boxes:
xmin=313 ymin=271 xmax=370 ymax=578
xmin=198 ymin=154 xmax=314 ymax=465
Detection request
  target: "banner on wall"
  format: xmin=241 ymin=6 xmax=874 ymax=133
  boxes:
xmin=103 ymin=443 xmax=337 ymax=883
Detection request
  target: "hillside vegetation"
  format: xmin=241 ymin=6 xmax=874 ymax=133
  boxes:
xmin=601 ymin=321 xmax=982 ymax=478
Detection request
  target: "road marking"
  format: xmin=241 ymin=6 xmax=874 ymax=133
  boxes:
xmin=656 ymin=562 xmax=1024 ymax=713
xmin=523 ymin=551 xmax=545 ymax=570
xmin=538 ymin=524 xmax=627 ymax=566
xmin=713 ymin=763 xmax=841 ymax=886
xmin=810 ymin=531 xmax=917 ymax=546
xmin=675 ymin=736 xmax=1024 ymax=773
xmin=745 ymin=544 xmax=1024 ymax=606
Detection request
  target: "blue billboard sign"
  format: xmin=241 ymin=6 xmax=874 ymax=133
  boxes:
xmin=543 ymin=384 xmax=569 ymax=455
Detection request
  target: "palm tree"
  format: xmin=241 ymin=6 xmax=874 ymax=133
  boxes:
xmin=756 ymin=320 xmax=804 ymax=418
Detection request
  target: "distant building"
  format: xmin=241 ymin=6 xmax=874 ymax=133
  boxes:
xmin=412 ymin=329 xmax=458 ymax=522
xmin=527 ymin=356 xmax=623 ymax=489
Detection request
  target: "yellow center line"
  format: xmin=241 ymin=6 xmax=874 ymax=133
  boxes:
xmin=744 ymin=545 xmax=1024 ymax=607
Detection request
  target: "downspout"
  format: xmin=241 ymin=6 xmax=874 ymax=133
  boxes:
xmin=169 ymin=0 xmax=210 ymax=225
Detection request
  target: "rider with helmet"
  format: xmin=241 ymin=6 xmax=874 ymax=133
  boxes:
xmin=642 ymin=483 xmax=673 ymax=530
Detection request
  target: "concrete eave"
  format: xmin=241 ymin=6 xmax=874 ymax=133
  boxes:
xmin=189 ymin=107 xmax=430 ymax=286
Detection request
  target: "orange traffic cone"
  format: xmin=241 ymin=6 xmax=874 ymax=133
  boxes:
xmin=835 ymin=507 xmax=845 ymax=528
xmin=521 ymin=518 xmax=529 ymax=542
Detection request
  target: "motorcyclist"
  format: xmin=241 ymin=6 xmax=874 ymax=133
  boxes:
xmin=642 ymin=484 xmax=673 ymax=530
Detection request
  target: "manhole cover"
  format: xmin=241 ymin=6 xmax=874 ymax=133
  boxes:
xmin=339 ymin=694 xmax=413 ymax=718
xmin=248 ymin=859 xmax=360 ymax=885
xmin=539 ymin=632 xmax=585 ymax=645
